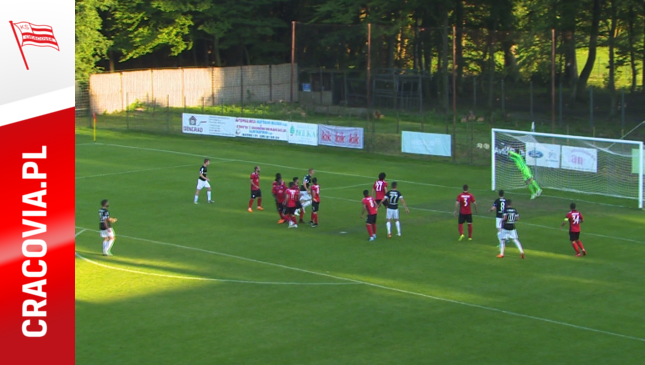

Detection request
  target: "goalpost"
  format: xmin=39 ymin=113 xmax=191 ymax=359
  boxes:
xmin=491 ymin=128 xmax=644 ymax=209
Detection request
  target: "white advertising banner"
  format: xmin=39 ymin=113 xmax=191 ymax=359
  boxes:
xmin=235 ymin=117 xmax=288 ymax=141
xmin=561 ymin=146 xmax=598 ymax=173
xmin=401 ymin=131 xmax=451 ymax=157
xmin=318 ymin=124 xmax=364 ymax=149
xmin=182 ymin=113 xmax=236 ymax=137
xmin=288 ymin=122 xmax=318 ymax=146
xmin=525 ymin=142 xmax=561 ymax=168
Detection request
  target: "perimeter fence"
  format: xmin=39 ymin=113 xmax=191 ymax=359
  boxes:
xmin=77 ymin=24 xmax=645 ymax=165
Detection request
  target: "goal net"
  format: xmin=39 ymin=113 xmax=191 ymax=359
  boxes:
xmin=492 ymin=128 xmax=644 ymax=208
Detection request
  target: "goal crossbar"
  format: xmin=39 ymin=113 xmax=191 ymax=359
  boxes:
xmin=491 ymin=128 xmax=644 ymax=209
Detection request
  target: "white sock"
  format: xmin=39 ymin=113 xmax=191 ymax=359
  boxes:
xmin=496 ymin=231 xmax=502 ymax=241
xmin=386 ymin=222 xmax=391 ymax=234
xmin=500 ymin=241 xmax=505 ymax=255
xmin=107 ymin=238 xmax=115 ymax=253
xmin=102 ymin=240 xmax=108 ymax=254
xmin=513 ymin=239 xmax=524 ymax=254
xmin=207 ymin=191 xmax=211 ymax=201
xmin=395 ymin=221 xmax=401 ymax=234
xmin=194 ymin=194 xmax=198 ymax=203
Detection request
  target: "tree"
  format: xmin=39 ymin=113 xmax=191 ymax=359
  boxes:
xmin=576 ymin=0 xmax=603 ymax=100
xmin=75 ymin=0 xmax=112 ymax=81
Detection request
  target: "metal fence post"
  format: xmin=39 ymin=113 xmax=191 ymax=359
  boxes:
xmin=501 ymin=78 xmax=505 ymax=115
xmin=530 ymin=80 xmax=534 ymax=120
xmin=125 ymin=92 xmax=129 ymax=130
xmin=559 ymin=80 xmax=563 ymax=127
xmin=473 ymin=77 xmax=477 ymax=110
xmin=621 ymin=88 xmax=625 ymax=136
xmin=166 ymin=95 xmax=170 ymax=133
xmin=590 ymin=86 xmax=594 ymax=129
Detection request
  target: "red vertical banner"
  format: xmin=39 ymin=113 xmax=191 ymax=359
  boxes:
xmin=0 ymin=108 xmax=75 ymax=364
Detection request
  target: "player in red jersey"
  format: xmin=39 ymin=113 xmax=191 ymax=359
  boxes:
xmin=284 ymin=182 xmax=300 ymax=228
xmin=560 ymin=202 xmax=586 ymax=256
xmin=310 ymin=177 xmax=320 ymax=227
xmin=453 ymin=184 xmax=478 ymax=241
xmin=361 ymin=190 xmax=379 ymax=241
xmin=372 ymin=172 xmax=388 ymax=209
xmin=248 ymin=166 xmax=263 ymax=212
xmin=272 ymin=173 xmax=287 ymax=224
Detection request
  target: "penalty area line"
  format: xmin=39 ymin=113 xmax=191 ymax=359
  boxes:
xmin=74 ymin=226 xmax=645 ymax=343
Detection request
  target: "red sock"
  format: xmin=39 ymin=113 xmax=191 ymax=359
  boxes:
xmin=279 ymin=211 xmax=285 ymax=219
xmin=313 ymin=212 xmax=318 ymax=224
xmin=577 ymin=240 xmax=585 ymax=250
xmin=372 ymin=223 xmax=377 ymax=235
xmin=458 ymin=224 xmax=464 ymax=235
xmin=257 ymin=198 xmax=262 ymax=207
xmin=468 ymin=224 xmax=473 ymax=238
xmin=571 ymin=241 xmax=580 ymax=254
xmin=366 ymin=224 xmax=373 ymax=237
xmin=249 ymin=199 xmax=254 ymax=209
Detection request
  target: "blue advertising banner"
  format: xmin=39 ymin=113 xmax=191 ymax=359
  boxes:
xmin=401 ymin=131 xmax=451 ymax=157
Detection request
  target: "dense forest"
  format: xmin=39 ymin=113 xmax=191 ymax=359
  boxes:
xmin=76 ymin=0 xmax=644 ymax=98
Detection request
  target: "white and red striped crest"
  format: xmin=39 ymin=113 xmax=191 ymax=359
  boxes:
xmin=12 ymin=21 xmax=59 ymax=51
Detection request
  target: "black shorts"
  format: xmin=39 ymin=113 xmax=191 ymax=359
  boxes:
xmin=569 ymin=232 xmax=580 ymax=241
xmin=458 ymin=213 xmax=473 ymax=224
xmin=366 ymin=214 xmax=377 ymax=224
xmin=312 ymin=202 xmax=319 ymax=212
xmin=251 ymin=189 xmax=261 ymax=199
xmin=285 ymin=207 xmax=296 ymax=215
xmin=275 ymin=201 xmax=284 ymax=212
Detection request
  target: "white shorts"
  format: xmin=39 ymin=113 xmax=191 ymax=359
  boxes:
xmin=196 ymin=179 xmax=211 ymax=190
xmin=299 ymin=191 xmax=311 ymax=202
xmin=100 ymin=228 xmax=115 ymax=238
xmin=386 ymin=208 xmax=399 ymax=220
xmin=501 ymin=229 xmax=518 ymax=240
xmin=496 ymin=218 xmax=503 ymax=229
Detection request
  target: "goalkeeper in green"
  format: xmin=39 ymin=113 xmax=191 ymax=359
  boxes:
xmin=508 ymin=149 xmax=542 ymax=199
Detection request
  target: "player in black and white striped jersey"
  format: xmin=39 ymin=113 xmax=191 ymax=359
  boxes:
xmin=489 ymin=190 xmax=507 ymax=245
xmin=498 ymin=199 xmax=525 ymax=259
xmin=194 ymin=158 xmax=213 ymax=204
xmin=384 ymin=181 xmax=409 ymax=238
xmin=99 ymin=199 xmax=117 ymax=256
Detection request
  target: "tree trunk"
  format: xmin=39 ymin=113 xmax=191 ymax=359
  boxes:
xmin=109 ymin=51 xmax=115 ymax=72
xmin=607 ymin=0 xmax=617 ymax=119
xmin=563 ymin=31 xmax=578 ymax=88
xmin=501 ymin=33 xmax=518 ymax=82
xmin=441 ymin=20 xmax=449 ymax=113
xmin=628 ymin=5 xmax=636 ymax=92
xmin=214 ymin=36 xmax=221 ymax=67
xmin=455 ymin=1 xmax=464 ymax=91
xmin=575 ymin=0 xmax=601 ymax=100
xmin=487 ymin=29 xmax=495 ymax=109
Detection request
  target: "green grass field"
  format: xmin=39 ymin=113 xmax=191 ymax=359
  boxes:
xmin=75 ymin=127 xmax=645 ymax=364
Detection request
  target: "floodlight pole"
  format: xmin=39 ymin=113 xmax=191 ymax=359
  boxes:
xmin=367 ymin=23 xmax=371 ymax=108
xmin=452 ymin=26 xmax=457 ymax=163
xmin=551 ymin=29 xmax=555 ymax=133
xmin=291 ymin=21 xmax=295 ymax=104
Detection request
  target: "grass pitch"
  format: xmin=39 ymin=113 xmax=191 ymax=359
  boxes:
xmin=75 ymin=128 xmax=645 ymax=364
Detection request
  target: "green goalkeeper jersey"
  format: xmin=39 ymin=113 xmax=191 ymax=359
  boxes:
xmin=508 ymin=151 xmax=533 ymax=179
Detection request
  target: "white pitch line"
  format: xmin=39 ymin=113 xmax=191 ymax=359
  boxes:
xmin=74 ymin=230 xmax=357 ymax=286
xmin=82 ymin=142 xmax=644 ymax=245
xmin=74 ymin=226 xmax=645 ymax=343
xmin=324 ymin=183 xmax=372 ymax=191
xmin=86 ymin=142 xmax=640 ymax=207
xmin=75 ymin=163 xmax=194 ymax=180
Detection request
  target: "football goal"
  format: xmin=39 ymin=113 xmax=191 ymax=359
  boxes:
xmin=491 ymin=128 xmax=644 ymax=208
